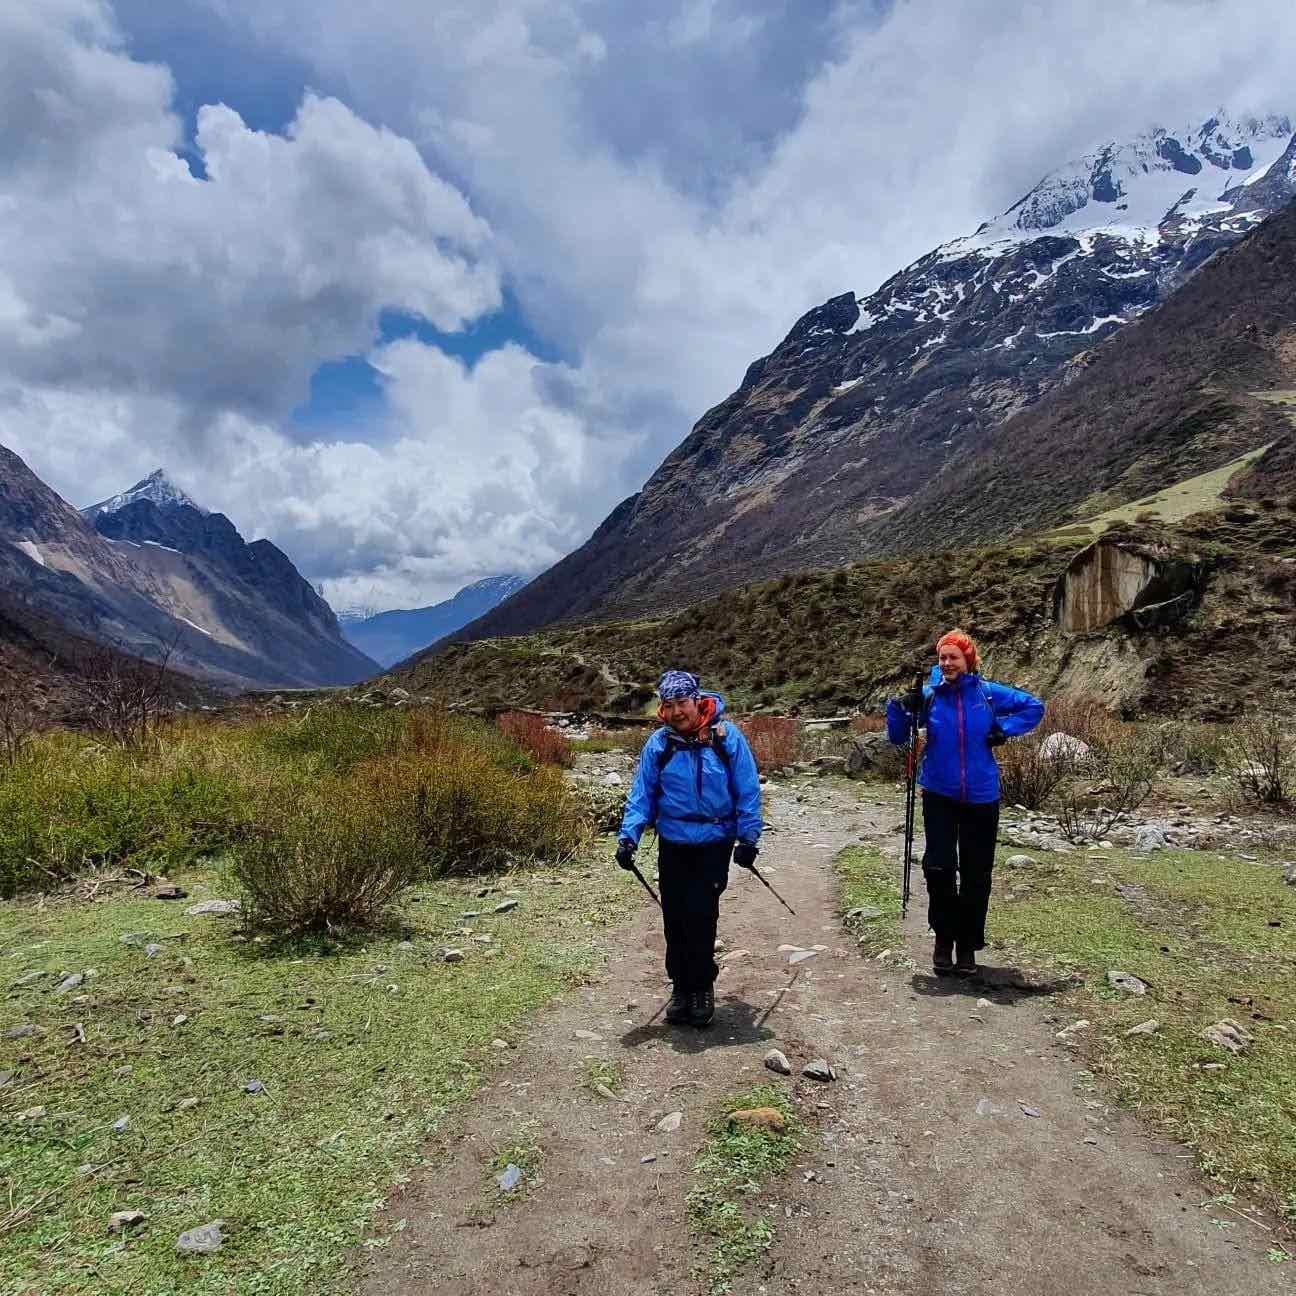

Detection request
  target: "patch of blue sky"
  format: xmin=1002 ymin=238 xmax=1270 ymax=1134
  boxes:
xmin=291 ymin=291 xmax=563 ymax=433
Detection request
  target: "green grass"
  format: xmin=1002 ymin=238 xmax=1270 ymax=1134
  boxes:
xmin=0 ymin=854 xmax=639 ymax=1294
xmin=989 ymin=844 xmax=1296 ymax=1223
xmin=686 ymin=1083 xmax=799 ymax=1294
xmin=1058 ymin=442 xmax=1273 ymax=537
xmin=487 ymin=1121 xmax=544 ymax=1200
xmin=581 ymin=1056 xmax=625 ymax=1095
xmin=834 ymin=845 xmax=903 ymax=955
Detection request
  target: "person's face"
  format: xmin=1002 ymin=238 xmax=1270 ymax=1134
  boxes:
xmin=938 ymin=644 xmax=969 ymax=683
xmin=661 ymin=695 xmax=701 ymax=730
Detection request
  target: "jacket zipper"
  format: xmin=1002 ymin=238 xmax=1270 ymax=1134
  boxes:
xmin=694 ymin=746 xmax=704 ymax=807
xmin=956 ymin=689 xmax=967 ymax=801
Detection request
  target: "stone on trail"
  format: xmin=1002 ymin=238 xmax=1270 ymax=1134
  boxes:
xmin=976 ymin=997 xmax=993 ymax=1010
xmin=108 ymin=1210 xmax=146 ymax=1234
xmin=497 ymin=1164 xmax=524 ymax=1192
xmin=594 ymin=1082 xmax=629 ymax=1104
xmin=788 ymin=950 xmax=819 ymax=965
xmin=845 ymin=905 xmax=883 ymax=921
xmin=573 ymin=1029 xmax=602 ymax=1042
xmin=176 ymin=1220 xmax=224 ymax=1254
xmin=443 ymin=949 xmax=466 ymax=963
xmin=1019 ymin=1104 xmax=1041 ymax=1118
xmin=1004 ymin=854 xmax=1038 ymax=869
xmin=493 ymin=899 xmax=519 ymax=913
xmin=1134 ymin=827 xmax=1167 ymax=853
xmin=491 ymin=1038 xmax=510 ymax=1050
xmin=764 ymin=1048 xmax=793 ymax=1076
xmin=1106 ymin=971 xmax=1148 ymax=995
xmin=1284 ymin=861 xmax=1296 ymax=886
xmin=802 ymin=1059 xmax=835 ymax=1082
xmin=718 ymin=949 xmax=751 ymax=962
xmin=656 ymin=1111 xmax=683 ymax=1133
xmin=185 ymin=899 xmax=240 ymax=917
xmin=974 ymin=1098 xmax=1004 ymax=1117
xmin=776 ymin=944 xmax=804 ymax=954
xmin=1125 ymin=1019 xmax=1161 ymax=1037
xmin=1201 ymin=1019 xmax=1254 ymax=1055
xmin=54 ymin=972 xmax=84 ymax=995
xmin=728 ymin=1107 xmax=788 ymax=1134
xmin=1055 ymin=1019 xmax=1091 ymax=1042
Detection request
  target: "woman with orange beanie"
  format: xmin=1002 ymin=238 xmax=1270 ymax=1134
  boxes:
xmin=886 ymin=630 xmax=1043 ymax=976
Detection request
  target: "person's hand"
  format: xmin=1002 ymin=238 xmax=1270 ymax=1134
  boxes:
xmin=986 ymin=724 xmax=1007 ymax=748
xmin=615 ymin=839 xmax=637 ymax=870
xmin=899 ymin=684 xmax=924 ymax=714
xmin=732 ymin=841 xmax=759 ymax=870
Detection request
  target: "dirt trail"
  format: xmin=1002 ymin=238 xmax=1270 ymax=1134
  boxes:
xmin=363 ymin=778 xmax=1287 ymax=1296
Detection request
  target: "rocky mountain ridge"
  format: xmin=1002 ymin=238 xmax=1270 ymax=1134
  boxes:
xmin=445 ymin=110 xmax=1296 ymax=643
xmin=0 ymin=450 xmax=377 ymax=689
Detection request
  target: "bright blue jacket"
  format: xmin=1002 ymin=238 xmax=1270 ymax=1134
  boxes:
xmin=618 ymin=693 xmax=764 ymax=847
xmin=886 ymin=668 xmax=1044 ymax=804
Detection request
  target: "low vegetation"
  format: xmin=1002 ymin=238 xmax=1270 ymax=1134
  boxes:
xmin=0 ymin=854 xmax=639 ymax=1295
xmin=0 ymin=705 xmax=588 ymax=922
xmin=687 ymin=1083 xmax=799 ymax=1294
xmin=990 ymin=844 xmax=1296 ymax=1226
xmin=736 ymin=715 xmax=801 ymax=772
xmin=496 ymin=710 xmax=574 ymax=768
xmin=835 ymin=845 xmax=903 ymax=955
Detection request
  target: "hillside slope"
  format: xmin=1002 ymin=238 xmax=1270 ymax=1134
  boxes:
xmin=446 ymin=112 xmax=1296 ymax=643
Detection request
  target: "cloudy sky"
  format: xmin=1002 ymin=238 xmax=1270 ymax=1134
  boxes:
xmin=3 ymin=1 xmax=1294 ymax=611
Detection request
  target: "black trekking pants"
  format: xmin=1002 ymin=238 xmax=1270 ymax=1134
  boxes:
xmin=657 ymin=836 xmax=732 ymax=992
xmin=921 ymin=790 xmax=1000 ymax=951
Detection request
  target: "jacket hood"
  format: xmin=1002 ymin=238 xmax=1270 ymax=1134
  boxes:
xmin=927 ymin=666 xmax=981 ymax=690
xmin=702 ymin=690 xmax=727 ymax=717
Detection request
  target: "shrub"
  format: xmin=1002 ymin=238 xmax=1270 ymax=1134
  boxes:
xmin=1222 ymin=711 xmax=1295 ymax=805
xmin=849 ymin=713 xmax=885 ymax=734
xmin=995 ymin=734 xmax=1068 ymax=810
xmin=737 ymin=716 xmax=801 ymax=772
xmin=1057 ymin=728 xmax=1157 ymax=841
xmin=496 ymin=710 xmax=573 ymax=767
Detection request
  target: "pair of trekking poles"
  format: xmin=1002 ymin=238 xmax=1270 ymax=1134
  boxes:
xmin=624 ymin=847 xmax=796 ymax=916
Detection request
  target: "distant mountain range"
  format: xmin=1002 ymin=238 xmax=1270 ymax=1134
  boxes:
xmin=340 ymin=575 xmax=527 ymax=667
xmin=444 ymin=110 xmax=1296 ymax=644
xmin=0 ymin=454 xmax=378 ymax=689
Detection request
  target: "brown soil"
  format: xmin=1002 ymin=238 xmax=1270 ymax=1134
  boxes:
xmin=361 ymin=778 xmax=1288 ymax=1296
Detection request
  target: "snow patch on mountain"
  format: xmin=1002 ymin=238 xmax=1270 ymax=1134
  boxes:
xmin=83 ymin=469 xmax=206 ymax=520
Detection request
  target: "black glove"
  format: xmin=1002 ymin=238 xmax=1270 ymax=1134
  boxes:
xmin=732 ymin=841 xmax=759 ymax=870
xmin=899 ymin=685 xmax=924 ymax=715
xmin=986 ymin=724 xmax=1007 ymax=748
xmin=615 ymin=839 xmax=637 ymax=870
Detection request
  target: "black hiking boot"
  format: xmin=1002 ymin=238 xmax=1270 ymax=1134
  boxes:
xmin=688 ymin=987 xmax=715 ymax=1028
xmin=933 ymin=935 xmax=955 ymax=975
xmin=953 ymin=942 xmax=977 ymax=978
xmin=665 ymin=985 xmax=690 ymax=1024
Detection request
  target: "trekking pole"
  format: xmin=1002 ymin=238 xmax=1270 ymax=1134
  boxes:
xmin=746 ymin=861 xmax=796 ymax=916
xmin=628 ymin=861 xmax=662 ymax=908
xmin=901 ymin=671 xmax=923 ymax=919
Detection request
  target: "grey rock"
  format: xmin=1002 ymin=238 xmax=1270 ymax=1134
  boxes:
xmin=764 ymin=1048 xmax=793 ymax=1076
xmin=656 ymin=1110 xmax=683 ymax=1133
xmin=802 ymin=1059 xmax=835 ymax=1082
xmin=1019 ymin=1104 xmax=1042 ymax=1118
xmin=1004 ymin=854 xmax=1038 ymax=869
xmin=1106 ymin=970 xmax=1148 ymax=995
xmin=1125 ymin=1019 xmax=1161 ymax=1036
xmin=0 ymin=1070 xmax=13 ymax=1087
xmin=573 ymin=1029 xmax=602 ymax=1042
xmin=1134 ymin=827 xmax=1167 ymax=853
xmin=12 ymin=971 xmax=46 ymax=986
xmin=1201 ymin=1019 xmax=1254 ymax=1055
xmin=243 ymin=1079 xmax=266 ymax=1094
xmin=118 ymin=932 xmax=149 ymax=945
xmin=176 ymin=1220 xmax=225 ymax=1254
xmin=845 ymin=905 xmax=883 ymax=921
xmin=5 ymin=1024 xmax=43 ymax=1039
xmin=144 ymin=944 xmax=163 ymax=958
xmin=1040 ymin=733 xmax=1090 ymax=763
xmin=975 ymin=1097 xmax=1004 ymax=1117
xmin=54 ymin=972 xmax=84 ymax=995
xmin=111 ymin=1116 xmax=131 ymax=1132
xmin=108 ymin=1209 xmax=146 ymax=1234
xmin=496 ymin=1163 xmax=524 ymax=1192
xmin=640 ymin=1154 xmax=657 ymax=1164
xmin=493 ymin=899 xmax=519 ymax=913
xmin=788 ymin=950 xmax=819 ymax=965
xmin=443 ymin=949 xmax=465 ymax=963
xmin=184 ymin=900 xmax=240 ymax=917
xmin=1283 ymin=861 xmax=1296 ymax=886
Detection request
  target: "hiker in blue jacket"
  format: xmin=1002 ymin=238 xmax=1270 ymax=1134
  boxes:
xmin=887 ymin=629 xmax=1044 ymax=977
xmin=616 ymin=670 xmax=764 ymax=1028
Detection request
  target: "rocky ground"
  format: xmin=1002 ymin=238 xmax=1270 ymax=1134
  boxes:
xmin=360 ymin=765 xmax=1290 ymax=1296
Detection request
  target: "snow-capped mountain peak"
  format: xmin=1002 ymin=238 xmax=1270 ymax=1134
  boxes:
xmin=83 ymin=469 xmax=206 ymax=521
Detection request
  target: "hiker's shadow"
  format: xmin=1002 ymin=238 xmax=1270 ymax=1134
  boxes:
xmin=910 ymin=964 xmax=1072 ymax=1004
xmin=620 ymin=995 xmax=777 ymax=1055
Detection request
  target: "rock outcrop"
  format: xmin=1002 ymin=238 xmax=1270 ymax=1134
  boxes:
xmin=1055 ymin=540 xmax=1206 ymax=633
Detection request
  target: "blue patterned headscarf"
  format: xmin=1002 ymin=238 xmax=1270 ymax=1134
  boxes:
xmin=657 ymin=669 xmax=701 ymax=701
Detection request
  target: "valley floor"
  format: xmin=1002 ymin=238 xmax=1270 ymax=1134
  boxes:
xmin=361 ymin=778 xmax=1291 ymax=1296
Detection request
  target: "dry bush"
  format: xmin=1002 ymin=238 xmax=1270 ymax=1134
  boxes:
xmin=1222 ymin=711 xmax=1295 ymax=806
xmin=68 ymin=637 xmax=178 ymax=750
xmin=1057 ymin=729 xmax=1158 ymax=841
xmin=1037 ymin=694 xmax=1120 ymax=751
xmin=496 ymin=710 xmax=573 ymax=767
xmin=737 ymin=715 xmax=801 ymax=772
xmin=0 ymin=679 xmax=38 ymax=768
xmin=585 ymin=725 xmax=648 ymax=755
xmin=995 ymin=734 xmax=1069 ymax=810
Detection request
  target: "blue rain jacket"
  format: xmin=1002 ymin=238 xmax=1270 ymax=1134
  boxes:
xmin=886 ymin=667 xmax=1044 ymax=804
xmin=618 ymin=693 xmax=764 ymax=847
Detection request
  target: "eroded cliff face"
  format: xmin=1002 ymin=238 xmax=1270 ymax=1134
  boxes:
xmin=1055 ymin=540 xmax=1205 ymax=634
